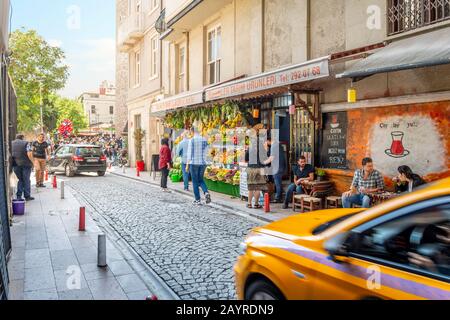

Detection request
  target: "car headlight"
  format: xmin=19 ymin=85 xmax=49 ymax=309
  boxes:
xmin=238 ymin=242 xmax=248 ymax=256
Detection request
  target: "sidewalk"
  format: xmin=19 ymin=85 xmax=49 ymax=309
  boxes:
xmin=6 ymin=175 xmax=168 ymax=300
xmin=109 ymin=167 xmax=293 ymax=223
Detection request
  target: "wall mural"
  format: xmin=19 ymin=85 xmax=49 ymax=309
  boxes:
xmin=370 ymin=115 xmax=446 ymax=177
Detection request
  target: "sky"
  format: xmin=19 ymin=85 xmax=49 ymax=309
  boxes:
xmin=10 ymin=0 xmax=116 ymax=99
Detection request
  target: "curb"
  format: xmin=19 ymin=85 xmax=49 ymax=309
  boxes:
xmin=68 ymin=185 xmax=180 ymax=300
xmin=109 ymin=171 xmax=274 ymax=224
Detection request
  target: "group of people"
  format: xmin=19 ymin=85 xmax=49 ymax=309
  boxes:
xmin=159 ymin=127 xmax=212 ymax=206
xmin=341 ymin=157 xmax=426 ymax=209
xmin=11 ymin=133 xmax=51 ymax=201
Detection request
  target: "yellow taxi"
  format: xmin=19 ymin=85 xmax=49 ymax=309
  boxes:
xmin=234 ymin=178 xmax=450 ymax=300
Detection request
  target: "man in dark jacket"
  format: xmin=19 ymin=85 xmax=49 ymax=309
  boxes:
xmin=11 ymin=134 xmax=35 ymax=201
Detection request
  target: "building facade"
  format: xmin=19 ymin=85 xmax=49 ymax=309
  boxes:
xmin=150 ymin=0 xmax=450 ymax=192
xmin=79 ymin=81 xmax=116 ymax=133
xmin=116 ymin=0 xmax=166 ymax=169
xmin=0 ymin=0 xmax=13 ymax=300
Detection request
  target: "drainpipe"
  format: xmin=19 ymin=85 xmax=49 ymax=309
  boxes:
xmin=261 ymin=0 xmax=265 ymax=73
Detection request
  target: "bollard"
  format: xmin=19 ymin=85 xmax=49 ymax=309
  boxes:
xmin=52 ymin=175 xmax=57 ymax=188
xmin=146 ymin=295 xmax=158 ymax=301
xmin=122 ymin=166 xmax=126 ymax=174
xmin=264 ymin=193 xmax=271 ymax=213
xmin=79 ymin=207 xmax=86 ymax=231
xmin=60 ymin=181 xmax=65 ymax=199
xmin=97 ymin=234 xmax=107 ymax=268
xmin=137 ymin=168 xmax=140 ymax=177
xmin=45 ymin=171 xmax=49 ymax=181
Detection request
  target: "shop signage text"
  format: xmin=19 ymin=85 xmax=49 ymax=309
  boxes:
xmin=205 ymin=58 xmax=330 ymax=101
xmin=152 ymin=91 xmax=204 ymax=114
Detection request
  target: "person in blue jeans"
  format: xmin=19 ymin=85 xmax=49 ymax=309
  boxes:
xmin=176 ymin=131 xmax=191 ymax=191
xmin=263 ymin=138 xmax=286 ymax=203
xmin=283 ymin=156 xmax=315 ymax=209
xmin=186 ymin=127 xmax=211 ymax=205
xmin=342 ymin=157 xmax=385 ymax=209
xmin=11 ymin=134 xmax=35 ymax=201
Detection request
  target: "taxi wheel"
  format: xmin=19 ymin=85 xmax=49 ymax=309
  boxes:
xmin=65 ymin=164 xmax=75 ymax=177
xmin=245 ymin=280 xmax=285 ymax=301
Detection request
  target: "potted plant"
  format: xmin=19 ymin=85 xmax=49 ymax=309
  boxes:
xmin=133 ymin=128 xmax=146 ymax=171
xmin=316 ymin=168 xmax=327 ymax=181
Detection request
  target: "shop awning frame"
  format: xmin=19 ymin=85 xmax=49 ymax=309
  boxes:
xmin=336 ymin=27 xmax=450 ymax=80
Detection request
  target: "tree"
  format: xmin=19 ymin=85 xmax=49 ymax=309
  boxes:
xmin=52 ymin=95 xmax=88 ymax=134
xmin=8 ymin=29 xmax=69 ymax=132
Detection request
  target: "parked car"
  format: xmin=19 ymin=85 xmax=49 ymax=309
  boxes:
xmin=234 ymin=178 xmax=450 ymax=300
xmin=48 ymin=144 xmax=107 ymax=177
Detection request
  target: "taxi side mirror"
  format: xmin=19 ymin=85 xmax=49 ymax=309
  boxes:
xmin=324 ymin=232 xmax=352 ymax=263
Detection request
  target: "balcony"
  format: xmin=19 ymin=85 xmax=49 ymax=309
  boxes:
xmin=118 ymin=12 xmax=145 ymax=52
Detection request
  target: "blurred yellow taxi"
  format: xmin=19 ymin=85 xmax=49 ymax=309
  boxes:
xmin=234 ymin=178 xmax=450 ymax=300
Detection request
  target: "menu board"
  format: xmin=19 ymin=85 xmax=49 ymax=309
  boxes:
xmin=320 ymin=112 xmax=348 ymax=169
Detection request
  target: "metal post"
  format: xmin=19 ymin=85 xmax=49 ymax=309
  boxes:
xmin=60 ymin=181 xmax=65 ymax=199
xmin=97 ymin=234 xmax=107 ymax=267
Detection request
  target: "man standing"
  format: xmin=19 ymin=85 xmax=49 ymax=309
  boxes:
xmin=177 ymin=131 xmax=191 ymax=191
xmin=342 ymin=157 xmax=385 ymax=208
xmin=282 ymin=156 xmax=315 ymax=209
xmin=186 ymin=127 xmax=211 ymax=205
xmin=11 ymin=134 xmax=34 ymax=201
xmin=31 ymin=133 xmax=50 ymax=188
xmin=264 ymin=137 xmax=287 ymax=203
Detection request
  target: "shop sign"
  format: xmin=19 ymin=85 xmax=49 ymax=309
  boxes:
xmin=320 ymin=112 xmax=348 ymax=169
xmin=205 ymin=57 xmax=330 ymax=101
xmin=151 ymin=91 xmax=204 ymax=114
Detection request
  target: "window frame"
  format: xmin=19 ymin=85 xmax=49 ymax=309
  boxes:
xmin=134 ymin=49 xmax=141 ymax=88
xmin=206 ymin=24 xmax=222 ymax=85
xmin=149 ymin=0 xmax=159 ymax=15
xmin=177 ymin=42 xmax=187 ymax=93
xmin=348 ymin=196 xmax=450 ymax=283
xmin=150 ymin=35 xmax=159 ymax=79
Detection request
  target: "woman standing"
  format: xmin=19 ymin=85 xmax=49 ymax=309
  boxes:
xmin=393 ymin=165 xmax=426 ymax=193
xmin=159 ymin=138 xmax=172 ymax=193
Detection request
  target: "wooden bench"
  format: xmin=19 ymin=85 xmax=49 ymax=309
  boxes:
xmin=301 ymin=197 xmax=321 ymax=213
xmin=293 ymin=194 xmax=309 ymax=212
xmin=326 ymin=196 xmax=342 ymax=209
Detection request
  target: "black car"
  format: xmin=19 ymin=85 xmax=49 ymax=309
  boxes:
xmin=48 ymin=144 xmax=107 ymax=177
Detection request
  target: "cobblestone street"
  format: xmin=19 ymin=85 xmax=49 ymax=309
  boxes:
xmin=66 ymin=174 xmax=261 ymax=300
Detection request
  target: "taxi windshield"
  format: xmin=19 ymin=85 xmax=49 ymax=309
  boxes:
xmin=312 ymin=213 xmax=359 ymax=235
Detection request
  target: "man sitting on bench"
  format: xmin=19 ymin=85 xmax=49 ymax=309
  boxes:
xmin=283 ymin=156 xmax=315 ymax=209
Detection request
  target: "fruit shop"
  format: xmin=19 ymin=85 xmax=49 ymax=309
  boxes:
xmin=165 ymin=101 xmax=247 ymax=197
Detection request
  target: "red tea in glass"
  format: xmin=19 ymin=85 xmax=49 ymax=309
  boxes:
xmin=390 ymin=132 xmax=405 ymax=156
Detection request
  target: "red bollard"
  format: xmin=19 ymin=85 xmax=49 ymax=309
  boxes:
xmin=264 ymin=193 xmax=271 ymax=213
xmin=137 ymin=168 xmax=140 ymax=177
xmin=52 ymin=175 xmax=57 ymax=188
xmin=146 ymin=295 xmax=158 ymax=301
xmin=45 ymin=171 xmax=49 ymax=181
xmin=79 ymin=207 xmax=86 ymax=231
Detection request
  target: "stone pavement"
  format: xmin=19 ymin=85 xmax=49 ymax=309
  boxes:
xmin=109 ymin=166 xmax=294 ymax=223
xmin=6 ymin=175 xmax=168 ymax=300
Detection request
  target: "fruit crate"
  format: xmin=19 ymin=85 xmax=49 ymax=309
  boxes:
xmin=204 ymin=179 xmax=240 ymax=197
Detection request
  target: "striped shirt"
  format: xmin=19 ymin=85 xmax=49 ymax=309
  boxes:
xmin=187 ymin=135 xmax=209 ymax=166
xmin=351 ymin=169 xmax=385 ymax=193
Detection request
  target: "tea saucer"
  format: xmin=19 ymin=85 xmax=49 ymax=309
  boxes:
xmin=385 ymin=149 xmax=410 ymax=158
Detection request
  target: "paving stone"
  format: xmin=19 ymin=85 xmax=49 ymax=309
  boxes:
xmin=24 ymin=265 xmax=56 ymax=292
xmin=126 ymin=290 xmax=152 ymax=301
xmin=108 ymin=260 xmax=134 ymax=277
xmin=80 ymin=263 xmax=115 ymax=281
xmin=116 ymin=274 xmax=148 ymax=293
xmin=87 ymin=277 xmax=128 ymax=300
xmin=8 ymin=280 xmax=24 ymax=300
xmin=54 ymin=268 xmax=89 ymax=292
xmin=50 ymin=250 xmax=79 ymax=271
xmin=24 ymin=249 xmax=51 ymax=269
xmin=24 ymin=288 xmax=59 ymax=300
xmin=58 ymin=288 xmax=94 ymax=300
xmin=7 ymin=260 xmax=25 ymax=281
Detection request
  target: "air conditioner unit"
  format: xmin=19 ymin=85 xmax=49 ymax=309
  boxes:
xmin=0 ymin=0 xmax=10 ymax=53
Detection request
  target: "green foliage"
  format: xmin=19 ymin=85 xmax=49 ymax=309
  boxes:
xmin=133 ymin=129 xmax=146 ymax=162
xmin=8 ymin=29 xmax=69 ymax=132
xmin=51 ymin=95 xmax=88 ymax=133
xmin=316 ymin=168 xmax=326 ymax=177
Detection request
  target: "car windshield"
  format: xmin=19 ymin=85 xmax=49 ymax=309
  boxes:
xmin=312 ymin=213 xmax=359 ymax=235
xmin=76 ymin=147 xmax=102 ymax=157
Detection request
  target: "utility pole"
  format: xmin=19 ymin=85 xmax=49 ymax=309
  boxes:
xmin=39 ymin=82 xmax=44 ymax=133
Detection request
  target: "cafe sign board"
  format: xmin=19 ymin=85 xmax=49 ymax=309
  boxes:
xmin=151 ymin=90 xmax=204 ymax=114
xmin=205 ymin=56 xmax=330 ymax=101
